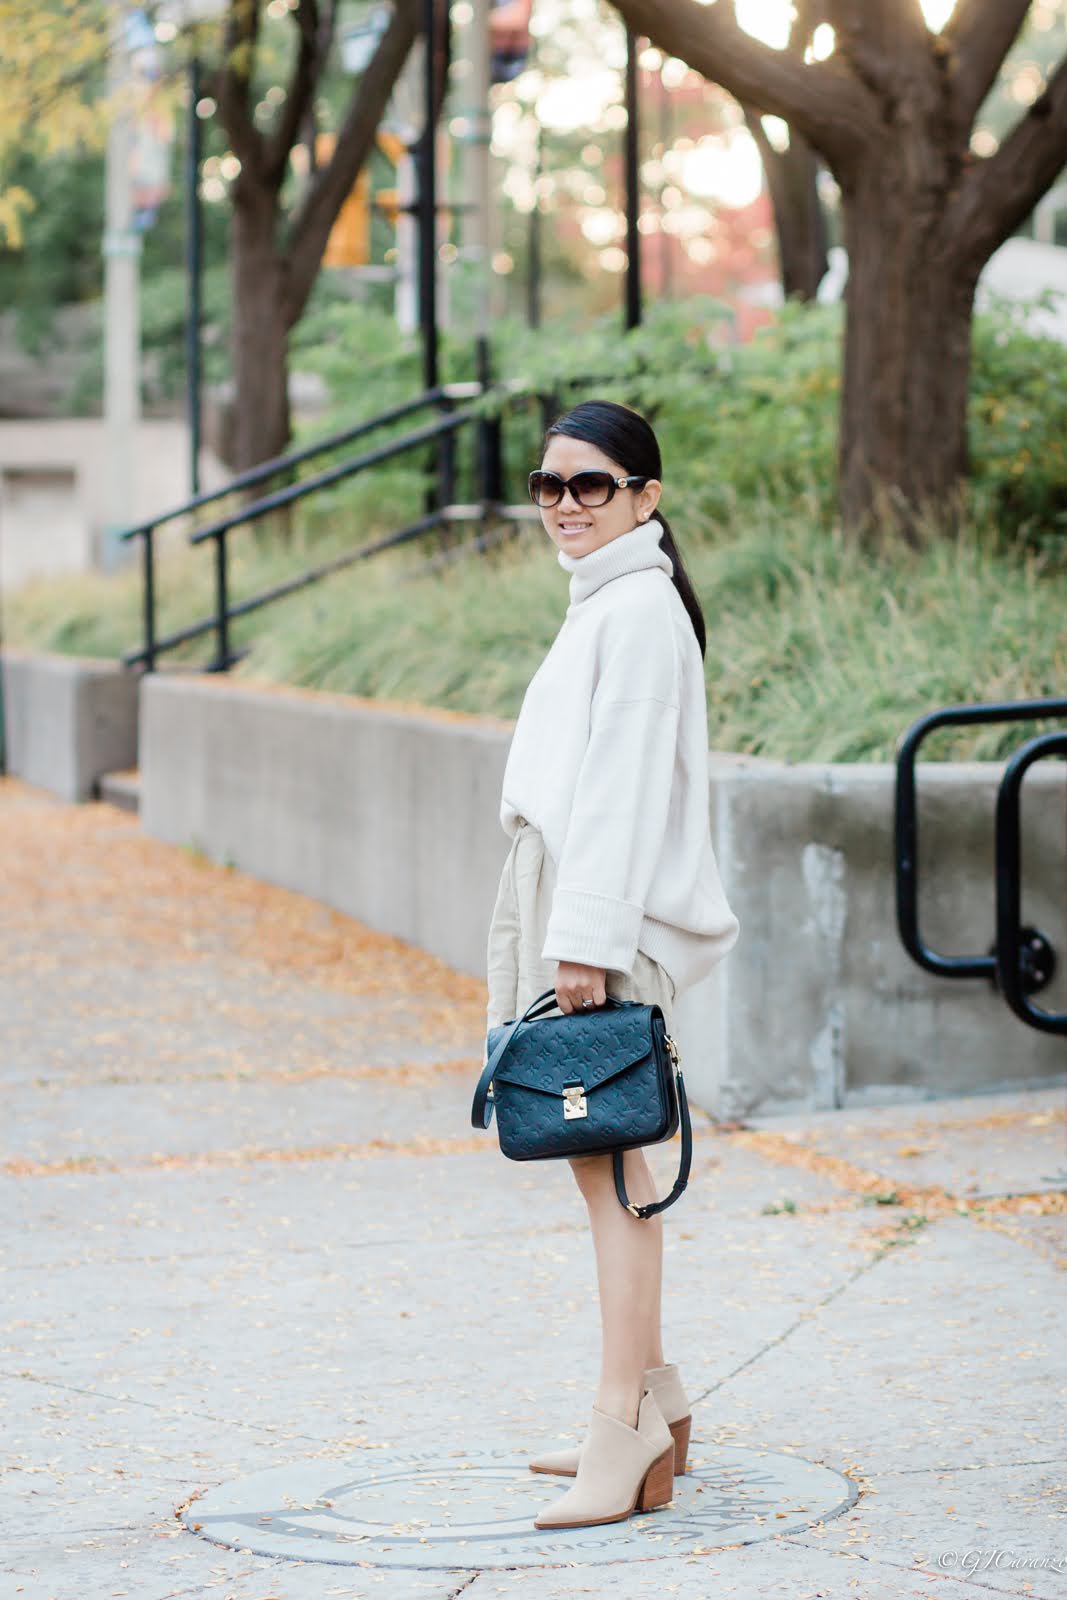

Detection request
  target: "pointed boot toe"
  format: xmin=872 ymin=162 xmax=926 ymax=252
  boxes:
xmin=528 ymin=1442 xmax=582 ymax=1476
xmin=532 ymin=1388 xmax=675 ymax=1530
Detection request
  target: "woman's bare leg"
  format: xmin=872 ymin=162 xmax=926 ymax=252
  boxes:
xmin=568 ymin=1147 xmax=666 ymax=1428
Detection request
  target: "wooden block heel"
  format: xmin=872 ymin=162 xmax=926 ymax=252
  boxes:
xmin=638 ymin=1443 xmax=675 ymax=1511
xmin=668 ymin=1413 xmax=691 ymax=1476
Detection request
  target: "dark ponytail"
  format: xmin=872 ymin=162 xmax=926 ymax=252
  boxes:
xmin=543 ymin=399 xmax=707 ymax=659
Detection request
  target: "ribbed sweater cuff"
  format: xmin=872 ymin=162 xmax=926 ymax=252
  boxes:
xmin=541 ymin=887 xmax=644 ymax=974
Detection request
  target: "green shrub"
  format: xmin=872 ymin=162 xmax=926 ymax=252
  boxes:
xmin=7 ymin=294 xmax=1064 ymax=762
xmin=968 ymin=289 xmax=1067 ymax=555
xmin=297 ymin=291 xmax=1067 ymax=549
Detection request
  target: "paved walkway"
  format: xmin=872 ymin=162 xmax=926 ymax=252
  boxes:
xmin=1 ymin=777 xmax=1064 ymax=1599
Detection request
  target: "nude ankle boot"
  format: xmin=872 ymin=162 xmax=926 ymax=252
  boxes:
xmin=529 ymin=1362 xmax=692 ymax=1479
xmin=532 ymin=1387 xmax=675 ymax=1530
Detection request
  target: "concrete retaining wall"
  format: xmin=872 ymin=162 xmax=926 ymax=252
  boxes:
xmin=711 ymin=756 xmax=1065 ymax=1117
xmin=140 ymin=670 xmax=512 ymax=982
xmin=1 ymin=648 xmax=139 ymax=802
xmin=139 ymin=672 xmax=1066 ymax=1116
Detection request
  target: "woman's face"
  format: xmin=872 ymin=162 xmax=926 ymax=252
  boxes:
xmin=538 ymin=434 xmax=662 ymax=561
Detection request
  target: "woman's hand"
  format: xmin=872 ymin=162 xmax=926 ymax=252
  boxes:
xmin=555 ymin=960 xmax=608 ymax=1014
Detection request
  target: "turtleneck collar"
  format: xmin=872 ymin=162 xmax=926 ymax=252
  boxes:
xmin=557 ymin=517 xmax=674 ymax=607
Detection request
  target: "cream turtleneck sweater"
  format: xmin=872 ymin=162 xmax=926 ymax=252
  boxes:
xmin=498 ymin=517 xmax=740 ymax=997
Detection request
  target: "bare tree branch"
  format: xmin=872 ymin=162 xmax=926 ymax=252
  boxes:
xmin=947 ymin=48 xmax=1067 ymax=268
xmin=825 ymin=3 xmax=897 ymax=103
xmin=870 ymin=0 xmax=929 ymax=38
xmin=742 ymin=107 xmax=828 ymax=298
xmin=789 ymin=0 xmax=825 ymax=55
xmin=828 ymin=0 xmax=933 ymax=110
xmin=285 ymin=0 xmax=419 ymax=324
xmin=944 ymin=0 xmax=1032 ymax=132
xmin=263 ymin=0 xmax=321 ymax=182
xmin=731 ymin=0 xmax=828 ymax=300
xmin=214 ymin=0 xmax=265 ymax=178
xmin=611 ymin=0 xmax=878 ymax=180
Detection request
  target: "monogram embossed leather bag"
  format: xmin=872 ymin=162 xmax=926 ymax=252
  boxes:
xmin=471 ymin=987 xmax=692 ymax=1218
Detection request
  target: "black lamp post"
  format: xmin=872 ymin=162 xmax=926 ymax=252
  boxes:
xmin=186 ymin=50 xmax=203 ymax=498
xmin=418 ymin=0 xmax=440 ymax=394
xmin=624 ymin=25 xmax=642 ymax=330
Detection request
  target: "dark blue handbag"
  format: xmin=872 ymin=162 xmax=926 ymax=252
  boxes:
xmin=471 ymin=986 xmax=692 ymax=1218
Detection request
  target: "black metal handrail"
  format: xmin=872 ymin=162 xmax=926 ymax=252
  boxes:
xmin=994 ymin=729 xmax=1067 ymax=1034
xmin=118 ymin=367 xmax=645 ymax=677
xmin=123 ymin=395 xmax=494 ymax=673
xmin=124 ymin=509 xmax=448 ymax=666
xmin=895 ymin=697 xmax=1067 ymax=1031
xmin=186 ymin=404 xmax=479 ymax=548
xmin=118 ymin=385 xmax=458 ymax=547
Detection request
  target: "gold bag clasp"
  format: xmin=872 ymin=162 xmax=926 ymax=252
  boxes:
xmin=562 ymin=1084 xmax=587 ymax=1119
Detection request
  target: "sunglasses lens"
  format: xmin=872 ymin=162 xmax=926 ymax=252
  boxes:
xmin=529 ymin=472 xmax=562 ymax=507
xmin=571 ymin=472 xmax=613 ymax=507
xmin=528 ymin=471 xmax=616 ymax=507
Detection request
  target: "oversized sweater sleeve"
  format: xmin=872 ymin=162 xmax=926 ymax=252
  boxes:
xmin=540 ymin=601 xmax=681 ymax=974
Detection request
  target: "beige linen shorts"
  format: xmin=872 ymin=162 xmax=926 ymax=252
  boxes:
xmin=485 ymin=816 xmax=676 ymax=1035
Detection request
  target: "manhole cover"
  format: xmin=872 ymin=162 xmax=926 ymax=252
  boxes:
xmin=182 ymin=1444 xmax=856 ymax=1569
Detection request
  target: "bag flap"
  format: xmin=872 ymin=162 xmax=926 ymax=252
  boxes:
xmin=489 ymin=1004 xmax=659 ymax=1098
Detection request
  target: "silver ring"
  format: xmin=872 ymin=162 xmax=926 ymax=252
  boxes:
xmin=581 ymin=998 xmax=593 ymax=1008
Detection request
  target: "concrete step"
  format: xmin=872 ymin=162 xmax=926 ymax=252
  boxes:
xmin=98 ymin=767 xmax=141 ymax=814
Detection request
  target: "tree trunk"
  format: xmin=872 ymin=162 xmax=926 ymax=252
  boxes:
xmin=607 ymin=0 xmax=1067 ymax=539
xmin=212 ymin=0 xmax=420 ymax=507
xmin=773 ymin=133 xmax=827 ymax=301
xmin=231 ymin=185 xmax=292 ymax=477
xmin=744 ymin=110 xmax=828 ymax=301
xmin=838 ymin=156 xmax=978 ymax=542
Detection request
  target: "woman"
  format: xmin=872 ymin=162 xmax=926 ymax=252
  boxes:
xmin=484 ymin=399 xmax=740 ymax=1531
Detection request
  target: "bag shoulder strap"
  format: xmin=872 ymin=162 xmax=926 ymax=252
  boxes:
xmin=612 ymin=1070 xmax=692 ymax=1219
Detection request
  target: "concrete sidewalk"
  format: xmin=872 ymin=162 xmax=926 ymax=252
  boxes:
xmin=1 ymin=777 xmax=1064 ymax=1600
